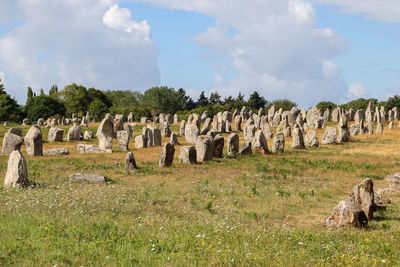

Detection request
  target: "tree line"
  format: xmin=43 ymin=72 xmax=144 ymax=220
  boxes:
xmin=1 ymin=78 xmax=400 ymax=123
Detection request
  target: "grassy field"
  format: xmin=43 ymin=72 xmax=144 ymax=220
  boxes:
xmin=1 ymin=121 xmax=400 ymax=266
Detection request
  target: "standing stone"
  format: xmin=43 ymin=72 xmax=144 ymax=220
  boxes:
xmin=174 ymin=114 xmax=179 ymax=124
xmin=140 ymin=117 xmax=147 ymax=124
xmin=348 ymin=178 xmax=384 ymax=219
xmin=376 ymin=123 xmax=383 ymax=134
xmin=160 ymin=122 xmax=171 ymax=137
xmin=365 ymin=101 xmax=374 ymax=123
xmin=185 ymin=124 xmax=199 ymax=144
xmin=322 ymin=127 xmax=337 ymax=145
xmin=125 ymin=152 xmax=137 ymax=171
xmin=196 ymin=136 xmax=214 ymax=162
xmin=337 ymin=114 xmax=350 ymax=143
xmin=200 ymin=118 xmax=211 ymax=135
xmin=234 ymin=115 xmax=242 ymax=131
xmin=271 ymin=133 xmax=285 ymax=153
xmin=201 ymin=111 xmax=209 ymax=122
xmin=3 ymin=121 xmax=8 ymax=127
xmin=24 ymin=126 xmax=43 ymax=156
xmin=331 ymin=108 xmax=340 ymax=122
xmin=135 ymin=134 xmax=148 ymax=149
xmin=1 ymin=133 xmax=24 ymax=155
xmin=149 ymin=125 xmax=162 ymax=146
xmin=84 ymin=130 xmax=94 ymax=140
xmin=261 ymin=122 xmax=273 ymax=139
xmin=272 ymin=112 xmax=281 ymax=128
xmin=268 ymin=105 xmax=275 ymax=122
xmin=48 ymin=127 xmax=64 ymax=142
xmin=179 ymin=146 xmax=197 ymax=164
xmin=389 ymin=121 xmax=394 ymax=129
xmin=22 ymin=118 xmax=30 ymax=126
xmin=127 ymin=112 xmax=134 ymax=123
xmin=323 ymin=109 xmax=331 ymax=121
xmin=367 ymin=122 xmax=374 ymax=134
xmin=304 ymin=130 xmax=319 ymax=148
xmin=4 ymin=150 xmax=29 ymax=188
xmin=324 ymin=200 xmax=368 ymax=228
xmin=213 ymin=134 xmax=225 ymax=158
xmin=166 ymin=114 xmax=174 ymax=125
xmin=227 ymin=133 xmax=239 ymax=156
xmin=97 ymin=115 xmax=114 ymax=150
xmin=239 ymin=141 xmax=252 ymax=155
xmin=159 ymin=143 xmax=175 ymax=167
xmin=244 ymin=124 xmax=256 ymax=141
xmin=292 ymin=124 xmax=305 ymax=149
xmin=350 ymin=124 xmax=359 ymax=136
xmin=218 ymin=119 xmax=226 ymax=133
xmin=37 ymin=118 xmax=45 ymax=126
xmin=179 ymin=120 xmax=186 ymax=136
xmin=225 ymin=121 xmax=232 ymax=133
xmin=142 ymin=127 xmax=153 ymax=147
xmin=117 ymin=130 xmax=130 ymax=151
xmin=80 ymin=116 xmax=88 ymax=127
xmin=170 ymin=132 xmax=179 ymax=145
xmin=252 ymin=130 xmax=268 ymax=153
xmin=67 ymin=126 xmax=82 ymax=141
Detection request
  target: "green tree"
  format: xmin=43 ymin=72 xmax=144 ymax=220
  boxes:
xmin=27 ymin=87 xmax=34 ymax=99
xmin=316 ymin=101 xmax=336 ymax=111
xmin=141 ymin=86 xmax=183 ymax=114
xmin=60 ymin=83 xmax=89 ymax=117
xmin=340 ymin=98 xmax=377 ymax=110
xmin=209 ymin=91 xmax=222 ymax=105
xmin=0 ymin=79 xmax=22 ymax=122
xmin=385 ymin=95 xmax=400 ymax=111
xmin=25 ymin=95 xmax=66 ymax=121
xmin=49 ymin=85 xmax=59 ymax=97
xmin=267 ymin=99 xmax=297 ymax=111
xmin=197 ymin=91 xmax=209 ymax=107
xmin=88 ymin=98 xmax=109 ymax=121
xmin=247 ymin=91 xmax=267 ymax=109
xmin=104 ymin=90 xmax=139 ymax=108
xmin=236 ymin=92 xmax=245 ymax=103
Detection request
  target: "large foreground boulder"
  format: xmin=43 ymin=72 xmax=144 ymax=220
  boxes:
xmin=304 ymin=130 xmax=319 ymax=148
xmin=196 ymin=136 xmax=214 ymax=162
xmin=125 ymin=152 xmax=137 ymax=171
xmin=67 ymin=126 xmax=82 ymax=141
xmin=4 ymin=150 xmax=29 ymax=188
xmin=1 ymin=133 xmax=24 ymax=155
xmin=185 ymin=124 xmax=199 ymax=144
xmin=324 ymin=200 xmax=368 ymax=228
xmin=271 ymin=133 xmax=285 ymax=153
xmin=117 ymin=130 xmax=130 ymax=151
xmin=227 ymin=133 xmax=239 ymax=156
xmin=159 ymin=142 xmax=175 ymax=167
xmin=213 ymin=134 xmax=225 ymax=158
xmin=96 ymin=115 xmax=114 ymax=150
xmin=322 ymin=127 xmax=337 ymax=145
xmin=24 ymin=126 xmax=43 ymax=156
xmin=48 ymin=127 xmax=64 ymax=142
xmin=179 ymin=146 xmax=197 ymax=164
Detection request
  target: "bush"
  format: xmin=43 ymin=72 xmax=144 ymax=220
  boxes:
xmin=266 ymin=99 xmax=297 ymax=112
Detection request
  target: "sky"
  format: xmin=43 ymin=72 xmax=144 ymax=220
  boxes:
xmin=0 ymin=0 xmax=399 ymax=108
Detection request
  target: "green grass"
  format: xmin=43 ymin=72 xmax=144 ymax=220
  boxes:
xmin=1 ymin=123 xmax=400 ymax=265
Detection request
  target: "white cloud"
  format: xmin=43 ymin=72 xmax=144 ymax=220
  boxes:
xmin=103 ymin=4 xmax=151 ymax=41
xmin=134 ymin=0 xmax=348 ymax=107
xmin=314 ymin=0 xmax=400 ymax=24
xmin=0 ymin=0 xmax=160 ymax=103
xmin=348 ymin=83 xmax=368 ymax=98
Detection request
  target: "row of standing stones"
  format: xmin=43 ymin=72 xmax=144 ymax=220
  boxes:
xmin=2 ymin=103 xmax=399 ymax=228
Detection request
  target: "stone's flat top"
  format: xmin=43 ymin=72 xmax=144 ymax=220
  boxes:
xmin=69 ymin=173 xmax=106 ymax=183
